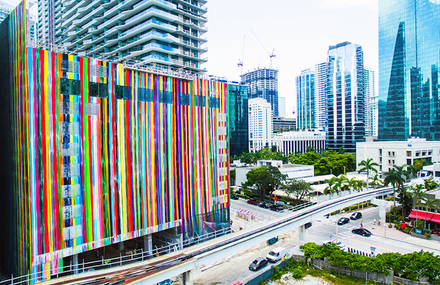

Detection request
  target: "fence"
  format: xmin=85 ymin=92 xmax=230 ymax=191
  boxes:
xmin=0 ymin=227 xmax=232 ymax=285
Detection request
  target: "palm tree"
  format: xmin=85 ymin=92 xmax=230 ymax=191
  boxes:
xmin=384 ymin=165 xmax=406 ymax=206
xmin=358 ymin=158 xmax=379 ymax=190
xmin=370 ymin=173 xmax=383 ymax=189
xmin=348 ymin=177 xmax=363 ymax=192
xmin=421 ymin=198 xmax=439 ymax=231
xmin=324 ymin=176 xmax=338 ymax=195
xmin=411 ymin=184 xmax=426 ymax=230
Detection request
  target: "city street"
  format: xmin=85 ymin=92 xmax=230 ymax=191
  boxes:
xmin=194 ymin=204 xmax=440 ymax=285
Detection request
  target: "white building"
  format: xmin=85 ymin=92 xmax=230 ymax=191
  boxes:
xmin=235 ymin=160 xmax=314 ymax=187
xmin=38 ymin=0 xmax=208 ymax=73
xmin=248 ymin=98 xmax=273 ymax=152
xmin=356 ymin=138 xmax=440 ymax=174
xmin=278 ymin=97 xmax=286 ymax=117
xmin=365 ymin=68 xmax=378 ymax=138
xmin=273 ymin=130 xmax=326 ymax=155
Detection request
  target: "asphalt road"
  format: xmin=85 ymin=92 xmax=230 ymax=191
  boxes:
xmin=194 ymin=205 xmax=440 ymax=285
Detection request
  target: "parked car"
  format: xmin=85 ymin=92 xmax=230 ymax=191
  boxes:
xmin=231 ymin=194 xmax=239 ymax=200
xmin=269 ymin=204 xmax=283 ymax=212
xmin=337 ymin=217 xmax=350 ymax=225
xmin=247 ymin=199 xmax=259 ymax=205
xmin=350 ymin=212 xmax=362 ymax=220
xmin=258 ymin=202 xmax=270 ymax=209
xmin=266 ymin=247 xmax=288 ymax=263
xmin=352 ymin=228 xmax=372 ymax=237
xmin=248 ymin=257 xmax=268 ymax=271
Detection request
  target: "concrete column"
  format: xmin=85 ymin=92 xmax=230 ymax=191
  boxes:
xmin=144 ymin=234 xmax=153 ymax=256
xmin=73 ymin=254 xmax=78 ymax=274
xmin=182 ymin=270 xmax=193 ymax=285
xmin=298 ymin=225 xmax=306 ymax=242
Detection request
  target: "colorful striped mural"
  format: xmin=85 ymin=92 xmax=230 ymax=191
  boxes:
xmin=6 ymin=1 xmax=229 ymax=279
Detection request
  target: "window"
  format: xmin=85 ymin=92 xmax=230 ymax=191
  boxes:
xmin=407 ymin=159 xmax=412 ymax=165
xmin=60 ymin=78 xmax=80 ymax=95
xmin=407 ymin=151 xmax=411 ymax=156
xmin=89 ymin=82 xmax=108 ymax=98
xmin=416 ymin=152 xmax=420 ymax=157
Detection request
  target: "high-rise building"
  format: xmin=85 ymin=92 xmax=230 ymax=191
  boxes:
xmin=248 ymin=98 xmax=272 ymax=152
xmin=228 ymin=83 xmax=249 ymax=157
xmin=296 ymin=62 xmax=327 ymax=131
xmin=37 ymin=0 xmax=61 ymax=44
xmin=296 ymin=68 xmax=315 ymax=130
xmin=273 ymin=116 xmax=296 ymax=133
xmin=2 ymin=4 xmax=229 ymax=279
xmin=365 ymin=68 xmax=378 ymax=137
xmin=379 ymin=0 xmax=440 ymax=140
xmin=241 ymin=68 xmax=279 ymax=116
xmin=44 ymin=0 xmax=208 ymax=73
xmin=327 ymin=42 xmax=365 ymax=152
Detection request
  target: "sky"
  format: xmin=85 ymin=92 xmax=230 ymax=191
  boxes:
xmin=3 ymin=0 xmax=378 ymax=118
xmin=206 ymin=0 xmax=378 ymax=118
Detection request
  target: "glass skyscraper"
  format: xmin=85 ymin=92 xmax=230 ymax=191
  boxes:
xmin=228 ymin=83 xmax=249 ymax=157
xmin=326 ymin=42 xmax=365 ymax=152
xmin=379 ymin=0 xmax=440 ymax=140
xmin=241 ymin=68 xmax=279 ymax=116
xmin=296 ymin=62 xmax=327 ymax=131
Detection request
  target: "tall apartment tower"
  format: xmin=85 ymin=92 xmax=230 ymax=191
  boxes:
xmin=379 ymin=0 xmax=440 ymax=140
xmin=365 ymin=68 xmax=378 ymax=137
xmin=45 ymin=0 xmax=208 ymax=73
xmin=248 ymin=98 xmax=273 ymax=152
xmin=37 ymin=0 xmax=61 ymax=44
xmin=326 ymin=42 xmax=365 ymax=152
xmin=241 ymin=68 xmax=279 ymax=116
xmin=296 ymin=62 xmax=327 ymax=130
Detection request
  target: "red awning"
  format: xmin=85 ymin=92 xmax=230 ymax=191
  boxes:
xmin=409 ymin=210 xmax=440 ymax=224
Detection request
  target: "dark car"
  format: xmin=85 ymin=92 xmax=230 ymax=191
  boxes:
xmin=247 ymin=199 xmax=259 ymax=205
xmin=258 ymin=202 xmax=270 ymax=209
xmin=352 ymin=228 xmax=372 ymax=237
xmin=269 ymin=204 xmax=283 ymax=212
xmin=248 ymin=257 xmax=268 ymax=271
xmin=350 ymin=212 xmax=362 ymax=220
xmin=337 ymin=217 xmax=350 ymax=225
xmin=231 ymin=194 xmax=239 ymax=200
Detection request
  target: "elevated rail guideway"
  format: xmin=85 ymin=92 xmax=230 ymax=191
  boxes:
xmin=40 ymin=187 xmax=394 ymax=285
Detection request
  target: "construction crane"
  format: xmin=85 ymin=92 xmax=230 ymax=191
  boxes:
xmin=237 ymin=34 xmax=246 ymax=74
xmin=250 ymin=29 xmax=276 ymax=68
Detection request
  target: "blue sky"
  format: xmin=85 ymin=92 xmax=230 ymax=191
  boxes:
xmin=207 ymin=0 xmax=378 ymax=117
xmin=3 ymin=0 xmax=378 ymax=118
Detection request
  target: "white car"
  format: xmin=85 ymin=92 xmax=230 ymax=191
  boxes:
xmin=266 ymin=247 xmax=288 ymax=263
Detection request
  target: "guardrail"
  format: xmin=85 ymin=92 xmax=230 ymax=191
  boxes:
xmin=0 ymin=227 xmax=232 ymax=285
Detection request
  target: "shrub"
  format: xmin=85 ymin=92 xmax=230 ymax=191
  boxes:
xmin=291 ymin=266 xmax=305 ymax=279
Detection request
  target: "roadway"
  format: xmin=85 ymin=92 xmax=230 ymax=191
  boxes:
xmin=42 ymin=187 xmax=395 ymax=285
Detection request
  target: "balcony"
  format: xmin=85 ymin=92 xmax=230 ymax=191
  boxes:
xmin=126 ymin=7 xmax=179 ymax=26
xmin=103 ymin=1 xmax=125 ymax=17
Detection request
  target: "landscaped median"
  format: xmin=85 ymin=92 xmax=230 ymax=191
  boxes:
xmin=249 ymin=243 xmax=440 ymax=285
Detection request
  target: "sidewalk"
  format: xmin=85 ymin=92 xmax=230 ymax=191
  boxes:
xmin=366 ymin=223 xmax=440 ymax=254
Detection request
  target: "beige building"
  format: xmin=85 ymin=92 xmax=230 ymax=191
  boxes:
xmin=356 ymin=138 xmax=440 ymax=174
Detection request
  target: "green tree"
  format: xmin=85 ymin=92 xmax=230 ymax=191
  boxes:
xmin=370 ymin=173 xmax=383 ymax=189
xmin=425 ymin=178 xmax=439 ymax=191
xmin=348 ymin=177 xmax=364 ymax=192
xmin=384 ymin=166 xmax=406 ymax=206
xmin=421 ymin=198 xmax=439 ymax=230
xmin=243 ymin=166 xmax=287 ymax=200
xmin=283 ymin=179 xmax=312 ymax=201
xmin=358 ymin=158 xmax=379 ymax=190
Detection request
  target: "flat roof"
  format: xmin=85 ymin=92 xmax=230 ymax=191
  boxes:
xmin=302 ymin=174 xmax=335 ymax=183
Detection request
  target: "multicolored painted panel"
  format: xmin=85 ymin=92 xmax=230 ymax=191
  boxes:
xmin=13 ymin=48 xmax=230 ymax=278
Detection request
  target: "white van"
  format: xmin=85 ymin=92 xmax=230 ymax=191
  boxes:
xmin=266 ymin=247 xmax=288 ymax=263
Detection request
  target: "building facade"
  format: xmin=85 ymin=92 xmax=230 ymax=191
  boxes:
xmin=0 ymin=5 xmax=11 ymax=23
xmin=327 ymin=42 xmax=365 ymax=152
xmin=38 ymin=0 xmax=208 ymax=73
xmin=296 ymin=62 xmax=327 ymax=131
xmin=273 ymin=130 xmax=326 ymax=155
xmin=241 ymin=68 xmax=279 ymax=116
xmin=228 ymin=83 xmax=248 ymax=157
xmin=356 ymin=138 xmax=440 ymax=174
xmin=379 ymin=0 xmax=440 ymax=140
xmin=365 ymin=68 xmax=378 ymax=137
xmin=278 ymin=96 xmax=286 ymax=117
xmin=2 ymin=3 xmax=229 ymax=279
xmin=248 ymin=98 xmax=272 ymax=152
xmin=273 ymin=116 xmax=296 ymax=133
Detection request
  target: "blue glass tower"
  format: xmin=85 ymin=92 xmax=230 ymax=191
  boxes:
xmin=228 ymin=83 xmax=249 ymax=157
xmin=379 ymin=0 xmax=440 ymax=140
